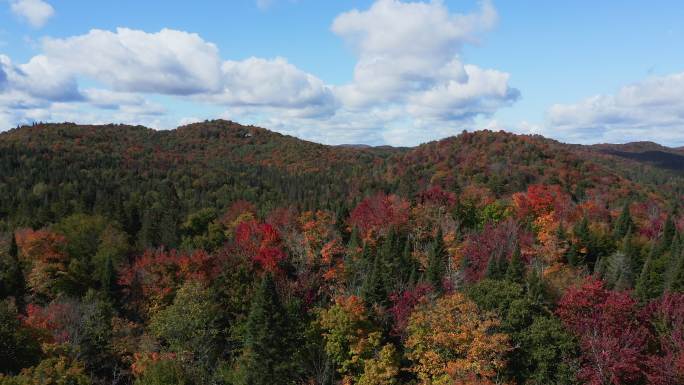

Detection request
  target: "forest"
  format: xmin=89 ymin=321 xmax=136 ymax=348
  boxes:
xmin=1 ymin=120 xmax=684 ymax=385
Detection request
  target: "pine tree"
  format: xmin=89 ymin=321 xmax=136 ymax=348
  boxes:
xmin=426 ymin=228 xmax=447 ymax=292
xmin=505 ymin=245 xmax=525 ymax=284
xmin=526 ymin=267 xmax=547 ymax=306
xmin=240 ymin=273 xmax=294 ymax=385
xmin=669 ymin=247 xmax=684 ymax=292
xmin=613 ymin=203 xmax=634 ymax=240
xmin=361 ymin=252 xmax=387 ymax=306
xmin=0 ymin=233 xmax=25 ymax=306
xmin=100 ymin=255 xmax=117 ymax=297
xmin=485 ymin=252 xmax=508 ymax=280
xmin=635 ymin=245 xmax=665 ymax=300
xmin=614 ymin=241 xmax=635 ymax=291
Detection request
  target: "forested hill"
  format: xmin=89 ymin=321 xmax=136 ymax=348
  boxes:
xmin=1 ymin=120 xmax=684 ymax=385
xmin=0 ymin=120 xmax=679 ymax=235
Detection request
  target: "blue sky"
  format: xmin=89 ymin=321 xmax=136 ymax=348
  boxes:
xmin=1 ymin=0 xmax=684 ymax=146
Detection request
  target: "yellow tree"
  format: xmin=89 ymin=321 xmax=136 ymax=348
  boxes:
xmin=316 ymin=295 xmax=399 ymax=384
xmin=405 ymin=292 xmax=510 ymax=385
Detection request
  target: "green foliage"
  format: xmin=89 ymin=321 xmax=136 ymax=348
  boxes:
xmin=505 ymin=245 xmax=525 ymax=284
xmin=0 ymin=300 xmax=41 ymax=375
xmin=0 ymin=356 xmax=91 ymax=385
xmin=425 ymin=228 xmax=446 ymax=292
xmin=0 ymin=234 xmax=25 ymax=302
xmin=237 ymin=273 xmax=295 ymax=385
xmin=150 ymin=281 xmax=221 ymax=367
xmin=613 ymin=203 xmax=634 ymax=239
xmin=135 ymin=359 xmax=190 ymax=385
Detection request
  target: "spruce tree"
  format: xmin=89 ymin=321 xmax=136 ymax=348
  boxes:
xmin=425 ymin=228 xmax=447 ymax=292
xmin=361 ymin=252 xmax=387 ymax=306
xmin=0 ymin=233 xmax=25 ymax=305
xmin=240 ymin=273 xmax=294 ymax=385
xmin=100 ymin=255 xmax=117 ymax=297
xmin=505 ymin=245 xmax=525 ymax=284
xmin=635 ymin=245 xmax=665 ymax=300
xmin=613 ymin=203 xmax=634 ymax=240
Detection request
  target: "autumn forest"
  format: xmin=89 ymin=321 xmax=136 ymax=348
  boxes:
xmin=2 ymin=120 xmax=684 ymax=385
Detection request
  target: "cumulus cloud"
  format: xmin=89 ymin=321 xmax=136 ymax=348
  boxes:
xmin=211 ymin=57 xmax=337 ymax=118
xmin=329 ymin=0 xmax=518 ymax=138
xmin=1 ymin=1 xmax=521 ymax=145
xmin=40 ymin=28 xmax=223 ymax=95
xmin=0 ymin=54 xmax=80 ymax=101
xmin=545 ymin=72 xmax=684 ymax=145
xmin=9 ymin=0 xmax=54 ymax=28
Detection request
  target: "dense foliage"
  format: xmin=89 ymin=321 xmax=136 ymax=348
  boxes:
xmin=1 ymin=121 xmax=683 ymax=384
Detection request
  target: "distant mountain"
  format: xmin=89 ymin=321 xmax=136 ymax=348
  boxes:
xmin=589 ymin=141 xmax=684 ymax=173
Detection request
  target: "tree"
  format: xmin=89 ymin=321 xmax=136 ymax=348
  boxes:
xmin=238 ymin=273 xmax=294 ymax=385
xmin=0 ymin=299 xmax=42 ymax=375
xmin=150 ymin=281 xmax=221 ymax=375
xmin=636 ymin=245 xmax=666 ymax=301
xmin=557 ymin=278 xmax=650 ymax=385
xmin=613 ymin=203 xmax=634 ymax=240
xmin=0 ymin=233 xmax=25 ymax=303
xmin=134 ymin=359 xmax=189 ymax=385
xmin=0 ymin=356 xmax=91 ymax=385
xmin=405 ymin=292 xmax=510 ymax=384
xmin=505 ymin=245 xmax=525 ymax=284
xmin=316 ymin=295 xmax=390 ymax=383
xmin=425 ymin=228 xmax=447 ymax=292
xmin=523 ymin=316 xmax=580 ymax=385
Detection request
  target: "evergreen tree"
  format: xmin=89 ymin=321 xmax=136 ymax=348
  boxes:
xmin=485 ymin=252 xmax=508 ymax=280
xmin=240 ymin=273 xmax=294 ymax=385
xmin=635 ymin=245 xmax=665 ymax=300
xmin=506 ymin=245 xmax=525 ymax=284
xmin=100 ymin=255 xmax=117 ymax=297
xmin=425 ymin=228 xmax=447 ymax=292
xmin=613 ymin=203 xmax=634 ymax=240
xmin=361 ymin=252 xmax=387 ymax=306
xmin=669 ymin=247 xmax=684 ymax=292
xmin=0 ymin=233 xmax=25 ymax=305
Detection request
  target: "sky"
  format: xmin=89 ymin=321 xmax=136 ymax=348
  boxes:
xmin=1 ymin=0 xmax=684 ymax=146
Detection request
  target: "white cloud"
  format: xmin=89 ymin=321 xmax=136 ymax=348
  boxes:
xmin=545 ymin=72 xmax=684 ymax=145
xmin=330 ymin=0 xmax=518 ymax=135
xmin=40 ymin=28 xmax=223 ymax=95
xmin=211 ymin=57 xmax=337 ymax=118
xmin=1 ymin=1 xmax=521 ymax=146
xmin=10 ymin=0 xmax=54 ymax=28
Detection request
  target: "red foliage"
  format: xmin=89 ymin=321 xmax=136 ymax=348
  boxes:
xmin=22 ymin=302 xmax=76 ymax=343
xmin=458 ymin=219 xmax=527 ymax=283
xmin=557 ymin=278 xmax=651 ymax=385
xmin=235 ymin=220 xmax=286 ymax=273
xmin=118 ymin=248 xmax=217 ymax=312
xmin=644 ymin=294 xmax=684 ymax=385
xmin=389 ymin=284 xmax=432 ymax=336
xmin=14 ymin=228 xmax=67 ymax=263
xmin=219 ymin=200 xmax=256 ymax=227
xmin=349 ymin=192 xmax=410 ymax=241
xmin=417 ymin=186 xmax=457 ymax=207
xmin=512 ymin=184 xmax=574 ymax=222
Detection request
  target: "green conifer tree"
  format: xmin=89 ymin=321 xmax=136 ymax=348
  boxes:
xmin=425 ymin=228 xmax=447 ymax=292
xmin=240 ymin=273 xmax=294 ymax=385
xmin=505 ymin=245 xmax=525 ymax=284
xmin=613 ymin=203 xmax=634 ymax=240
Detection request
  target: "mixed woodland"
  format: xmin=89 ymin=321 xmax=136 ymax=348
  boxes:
xmin=1 ymin=120 xmax=684 ymax=385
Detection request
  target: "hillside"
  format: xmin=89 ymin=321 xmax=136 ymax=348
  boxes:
xmin=1 ymin=120 xmax=684 ymax=385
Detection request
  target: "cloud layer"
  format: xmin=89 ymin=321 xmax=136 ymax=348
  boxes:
xmin=2 ymin=0 xmax=521 ymax=145
xmin=545 ymin=72 xmax=684 ymax=145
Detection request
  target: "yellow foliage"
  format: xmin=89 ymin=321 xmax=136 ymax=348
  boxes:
xmin=406 ymin=292 xmax=510 ymax=384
